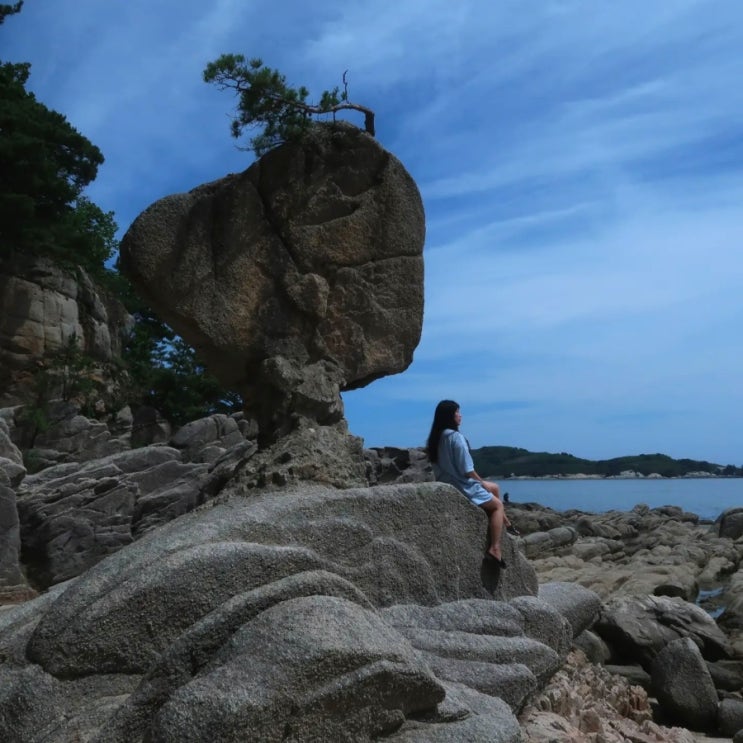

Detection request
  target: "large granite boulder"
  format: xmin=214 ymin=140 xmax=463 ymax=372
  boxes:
xmin=0 ymin=482 xmax=594 ymax=742
xmin=719 ymin=507 xmax=743 ymax=540
xmin=0 ymin=254 xmax=132 ymax=407
xmin=120 ymin=122 xmax=425 ymax=442
xmin=594 ymin=594 xmax=735 ymax=668
xmin=650 ymin=637 xmax=719 ymax=731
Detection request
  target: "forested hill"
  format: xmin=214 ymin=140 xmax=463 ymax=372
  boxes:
xmin=471 ymin=446 xmax=743 ymax=478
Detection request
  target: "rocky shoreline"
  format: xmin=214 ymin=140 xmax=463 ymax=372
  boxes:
xmin=1 ymin=413 xmax=742 ymax=740
xmin=502 ymin=472 xmax=736 ymax=479
xmin=510 ymin=498 xmax=743 ymax=740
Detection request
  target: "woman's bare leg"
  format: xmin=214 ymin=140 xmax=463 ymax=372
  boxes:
xmin=482 ymin=480 xmax=511 ymax=528
xmin=480 ymin=496 xmax=505 ymax=560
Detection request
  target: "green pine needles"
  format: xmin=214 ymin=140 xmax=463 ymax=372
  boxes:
xmin=203 ymin=55 xmax=375 ymax=156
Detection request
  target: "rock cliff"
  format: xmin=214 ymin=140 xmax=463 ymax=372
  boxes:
xmin=0 ymin=253 xmax=132 ymax=406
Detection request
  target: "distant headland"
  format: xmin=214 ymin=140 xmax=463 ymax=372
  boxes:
xmin=472 ymin=446 xmax=743 ymax=479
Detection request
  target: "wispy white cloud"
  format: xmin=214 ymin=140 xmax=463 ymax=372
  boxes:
xmin=4 ymin=0 xmax=743 ymax=463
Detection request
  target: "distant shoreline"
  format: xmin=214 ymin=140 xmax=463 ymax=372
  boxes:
xmin=472 ymin=446 xmax=743 ymax=480
xmin=495 ymin=473 xmax=743 ymax=480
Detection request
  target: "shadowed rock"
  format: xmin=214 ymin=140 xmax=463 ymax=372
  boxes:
xmin=0 ymin=255 xmax=132 ymax=407
xmin=119 ymin=122 xmax=425 ymax=442
xmin=596 ymin=594 xmax=734 ymax=668
xmin=650 ymin=637 xmax=718 ymax=731
xmin=0 ymin=482 xmax=595 ymax=742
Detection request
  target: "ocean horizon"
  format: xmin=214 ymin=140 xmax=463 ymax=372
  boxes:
xmin=490 ymin=477 xmax=743 ymax=522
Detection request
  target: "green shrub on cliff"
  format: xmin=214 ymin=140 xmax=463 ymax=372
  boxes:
xmin=1 ymin=4 xmax=241 ymax=428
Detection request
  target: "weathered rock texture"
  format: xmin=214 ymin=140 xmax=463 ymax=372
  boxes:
xmin=519 ymin=649 xmax=698 ymax=742
xmin=0 ymin=482 xmax=599 ymax=742
xmin=119 ymin=122 xmax=425 ymax=441
xmin=14 ymin=413 xmax=256 ymax=588
xmin=0 ymin=254 xmax=132 ymax=406
xmin=0 ymin=416 xmax=33 ymax=601
xmin=505 ymin=499 xmax=743 ymax=736
xmin=650 ymin=637 xmax=719 ymax=731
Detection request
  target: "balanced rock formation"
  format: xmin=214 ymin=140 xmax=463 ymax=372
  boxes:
xmin=119 ymin=122 xmax=425 ymax=443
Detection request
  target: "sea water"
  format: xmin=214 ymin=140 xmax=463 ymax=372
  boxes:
xmin=493 ymin=477 xmax=743 ymax=522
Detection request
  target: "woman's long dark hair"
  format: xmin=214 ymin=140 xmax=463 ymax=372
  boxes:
xmin=426 ymin=400 xmax=460 ymax=463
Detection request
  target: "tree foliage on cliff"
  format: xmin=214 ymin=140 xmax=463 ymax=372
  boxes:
xmin=0 ymin=1 xmax=23 ymax=24
xmin=0 ymin=5 xmax=113 ymax=276
xmin=471 ymin=445 xmax=743 ymax=478
xmin=203 ymin=55 xmax=375 ymax=156
xmin=1 ymin=5 xmax=241 ymax=428
xmin=117 ymin=280 xmax=242 ymax=426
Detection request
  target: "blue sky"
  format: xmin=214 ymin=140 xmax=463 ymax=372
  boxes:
xmin=5 ymin=1 xmax=743 ymax=464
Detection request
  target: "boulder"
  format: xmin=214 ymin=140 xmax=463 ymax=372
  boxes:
xmin=719 ymin=567 xmax=743 ymax=630
xmin=572 ymin=629 xmax=611 ymax=664
xmin=148 ymin=595 xmax=444 ymax=742
xmin=0 ymin=482 xmax=568 ymax=741
xmin=169 ymin=413 xmax=245 ymax=463
xmin=717 ymin=697 xmax=743 ymax=738
xmin=506 ymin=503 xmax=564 ymax=534
xmin=650 ymin=637 xmax=718 ymax=731
xmin=595 ymin=595 xmax=734 ymax=668
xmin=603 ymin=664 xmax=652 ymax=691
xmin=120 ymin=122 xmax=425 ymax=442
xmin=521 ymin=526 xmax=578 ymax=558
xmin=705 ymin=658 xmax=743 ymax=691
xmin=365 ymin=446 xmax=433 ymax=485
xmin=537 ymin=581 xmax=601 ymax=638
xmin=15 ymin=436 xmax=255 ymax=588
xmin=719 ymin=507 xmax=743 ymax=540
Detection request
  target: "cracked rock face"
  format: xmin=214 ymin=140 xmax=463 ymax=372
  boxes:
xmin=0 ymin=482 xmax=593 ymax=743
xmin=119 ymin=122 xmax=425 ymax=441
xmin=0 ymin=254 xmax=133 ymax=407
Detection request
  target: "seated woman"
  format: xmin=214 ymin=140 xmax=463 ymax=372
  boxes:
xmin=426 ymin=399 xmax=508 ymax=567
